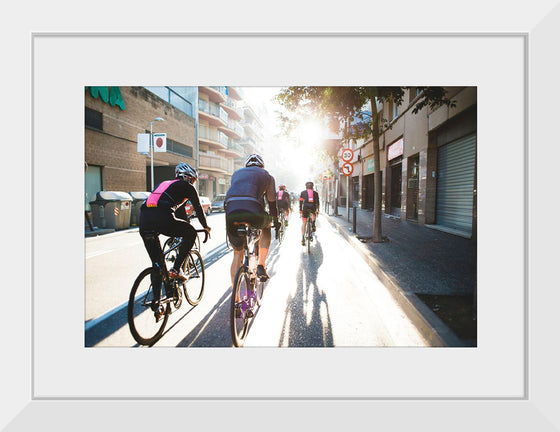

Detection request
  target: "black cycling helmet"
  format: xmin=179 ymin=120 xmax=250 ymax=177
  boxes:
xmin=305 ymin=181 xmax=314 ymax=189
xmin=245 ymin=153 xmax=265 ymax=168
xmin=175 ymin=162 xmax=198 ymax=183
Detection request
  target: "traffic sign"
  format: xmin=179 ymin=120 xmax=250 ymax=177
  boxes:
xmin=341 ymin=162 xmax=353 ymax=176
xmin=153 ymin=133 xmax=167 ymax=152
xmin=341 ymin=148 xmax=354 ymax=162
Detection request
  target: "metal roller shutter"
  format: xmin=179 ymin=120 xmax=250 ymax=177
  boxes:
xmin=436 ymin=134 xmax=476 ymax=236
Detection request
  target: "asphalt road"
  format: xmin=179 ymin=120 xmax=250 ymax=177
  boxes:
xmin=85 ymin=212 xmax=428 ymax=347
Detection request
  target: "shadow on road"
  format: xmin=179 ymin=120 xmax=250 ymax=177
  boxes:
xmin=85 ymin=242 xmax=232 ymax=347
xmin=279 ymin=239 xmax=334 ymax=347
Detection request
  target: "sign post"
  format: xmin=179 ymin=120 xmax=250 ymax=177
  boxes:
xmin=340 ymin=148 xmax=354 ymax=221
xmin=149 ymin=117 xmax=164 ymax=191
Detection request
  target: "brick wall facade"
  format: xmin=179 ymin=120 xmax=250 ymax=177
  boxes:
xmin=85 ymin=86 xmax=196 ymax=193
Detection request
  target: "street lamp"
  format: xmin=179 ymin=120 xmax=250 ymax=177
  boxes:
xmin=150 ymin=117 xmax=164 ymax=190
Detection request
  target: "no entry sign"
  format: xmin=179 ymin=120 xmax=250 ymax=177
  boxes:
xmin=341 ymin=162 xmax=354 ymax=176
xmin=153 ymin=133 xmax=167 ymax=152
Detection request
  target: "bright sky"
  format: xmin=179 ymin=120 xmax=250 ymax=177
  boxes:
xmin=239 ymin=87 xmax=333 ymax=193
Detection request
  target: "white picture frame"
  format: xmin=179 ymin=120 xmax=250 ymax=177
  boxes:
xmin=3 ymin=1 xmax=559 ymax=429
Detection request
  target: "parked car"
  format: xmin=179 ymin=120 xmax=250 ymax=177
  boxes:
xmin=211 ymin=194 xmax=227 ymax=212
xmin=199 ymin=196 xmax=212 ymax=215
xmin=183 ymin=196 xmax=212 ymax=217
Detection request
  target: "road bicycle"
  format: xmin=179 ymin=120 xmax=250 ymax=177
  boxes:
xmin=304 ymin=213 xmax=317 ymax=254
xmin=128 ymin=229 xmax=209 ymax=346
xmin=230 ymin=223 xmax=266 ymax=347
xmin=277 ymin=209 xmax=289 ymax=244
xmin=165 ymin=214 xmax=201 ymax=252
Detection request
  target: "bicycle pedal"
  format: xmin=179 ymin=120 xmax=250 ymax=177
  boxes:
xmin=154 ymin=305 xmax=165 ymax=322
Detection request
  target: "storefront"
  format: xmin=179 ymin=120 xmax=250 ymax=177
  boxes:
xmin=436 ymin=133 xmax=476 ymax=236
xmin=387 ymin=138 xmax=403 ymax=217
xmin=406 ymin=154 xmax=420 ymax=221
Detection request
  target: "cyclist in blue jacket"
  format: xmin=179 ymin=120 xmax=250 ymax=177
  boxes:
xmin=225 ymin=154 xmax=279 ymax=285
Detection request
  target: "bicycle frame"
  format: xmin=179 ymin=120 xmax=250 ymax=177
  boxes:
xmin=236 ymin=224 xmax=261 ymax=275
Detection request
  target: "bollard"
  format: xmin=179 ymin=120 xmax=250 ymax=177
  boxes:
xmin=352 ymin=206 xmax=357 ymax=233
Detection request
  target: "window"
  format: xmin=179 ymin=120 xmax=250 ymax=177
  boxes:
xmin=85 ymin=165 xmax=102 ymax=211
xmin=388 ymin=100 xmax=399 ymax=121
xmin=167 ymin=138 xmax=193 ymax=158
xmin=85 ymin=107 xmax=102 ymax=130
xmin=410 ymin=87 xmax=423 ymax=103
xmin=144 ymin=86 xmax=195 ymax=118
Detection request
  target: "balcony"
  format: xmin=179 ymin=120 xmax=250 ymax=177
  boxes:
xmin=218 ymin=120 xmax=244 ymax=140
xmin=199 ymin=126 xmax=228 ymax=150
xmin=222 ymin=140 xmax=244 ymax=158
xmin=199 ymin=153 xmax=234 ymax=175
xmin=221 ymin=97 xmax=243 ymax=121
xmin=199 ymin=86 xmax=226 ymax=104
xmin=226 ymin=86 xmax=243 ymax=100
xmin=198 ymin=99 xmax=227 ymax=127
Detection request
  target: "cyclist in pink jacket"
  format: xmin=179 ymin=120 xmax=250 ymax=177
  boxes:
xmin=299 ymin=181 xmax=319 ymax=245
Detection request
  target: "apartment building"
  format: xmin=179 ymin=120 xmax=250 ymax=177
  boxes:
xmin=241 ymin=104 xmax=264 ymax=159
xmin=197 ymin=86 xmax=245 ymax=198
xmin=340 ymin=87 xmax=477 ymax=238
xmin=85 ymin=86 xmax=262 ymax=213
xmin=85 ymin=86 xmax=197 ymax=211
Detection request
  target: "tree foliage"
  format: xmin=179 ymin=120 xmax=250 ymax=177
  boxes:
xmin=277 ymin=86 xmax=455 ymax=143
xmin=276 ymin=86 xmax=456 ymax=242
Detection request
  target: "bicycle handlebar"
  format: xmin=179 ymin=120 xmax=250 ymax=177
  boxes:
xmin=196 ymin=229 xmax=210 ymax=243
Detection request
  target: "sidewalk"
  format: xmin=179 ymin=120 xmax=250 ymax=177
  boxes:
xmin=324 ymin=206 xmax=476 ymax=347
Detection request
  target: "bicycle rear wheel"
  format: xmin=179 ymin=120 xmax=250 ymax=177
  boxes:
xmin=278 ymin=224 xmax=284 ymax=244
xmin=306 ymin=223 xmax=312 ymax=254
xmin=128 ymin=267 xmax=169 ymax=346
xmin=183 ymin=249 xmax=205 ymax=306
xmin=231 ymin=266 xmax=250 ymax=347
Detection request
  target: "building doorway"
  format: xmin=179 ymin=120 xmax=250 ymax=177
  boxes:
xmin=390 ymin=160 xmax=402 ymax=217
xmin=436 ymin=134 xmax=476 ymax=236
xmin=407 ymin=155 xmax=420 ymax=221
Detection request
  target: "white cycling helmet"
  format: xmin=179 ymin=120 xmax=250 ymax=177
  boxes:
xmin=175 ymin=162 xmax=198 ymax=182
xmin=245 ymin=153 xmax=265 ymax=168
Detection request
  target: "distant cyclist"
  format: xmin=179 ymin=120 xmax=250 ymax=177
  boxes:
xmin=276 ymin=184 xmax=291 ymax=226
xmin=299 ymin=181 xmax=319 ymax=245
xmin=225 ymin=154 xmax=279 ymax=285
xmin=139 ymin=162 xmax=211 ymax=281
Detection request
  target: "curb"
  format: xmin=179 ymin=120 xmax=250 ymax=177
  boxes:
xmin=322 ymin=214 xmax=466 ymax=347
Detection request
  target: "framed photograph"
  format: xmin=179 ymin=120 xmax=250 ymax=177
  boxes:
xmin=4 ymin=1 xmax=558 ymax=430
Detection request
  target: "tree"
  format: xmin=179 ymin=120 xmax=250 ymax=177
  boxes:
xmin=277 ymin=87 xmax=455 ymax=243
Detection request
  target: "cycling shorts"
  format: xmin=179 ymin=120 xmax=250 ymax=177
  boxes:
xmin=226 ymin=209 xmax=272 ymax=250
xmin=277 ymin=200 xmax=291 ymax=211
xmin=301 ymin=204 xmax=317 ymax=219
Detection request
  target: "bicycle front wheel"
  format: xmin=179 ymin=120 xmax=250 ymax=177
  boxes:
xmin=183 ymin=249 xmax=205 ymax=306
xmin=231 ymin=266 xmax=250 ymax=347
xmin=128 ymin=267 xmax=169 ymax=346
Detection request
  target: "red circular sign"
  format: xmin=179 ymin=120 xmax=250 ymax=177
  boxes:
xmin=341 ymin=148 xmax=354 ymax=162
xmin=155 ymin=137 xmax=164 ymax=148
xmin=341 ymin=162 xmax=354 ymax=176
